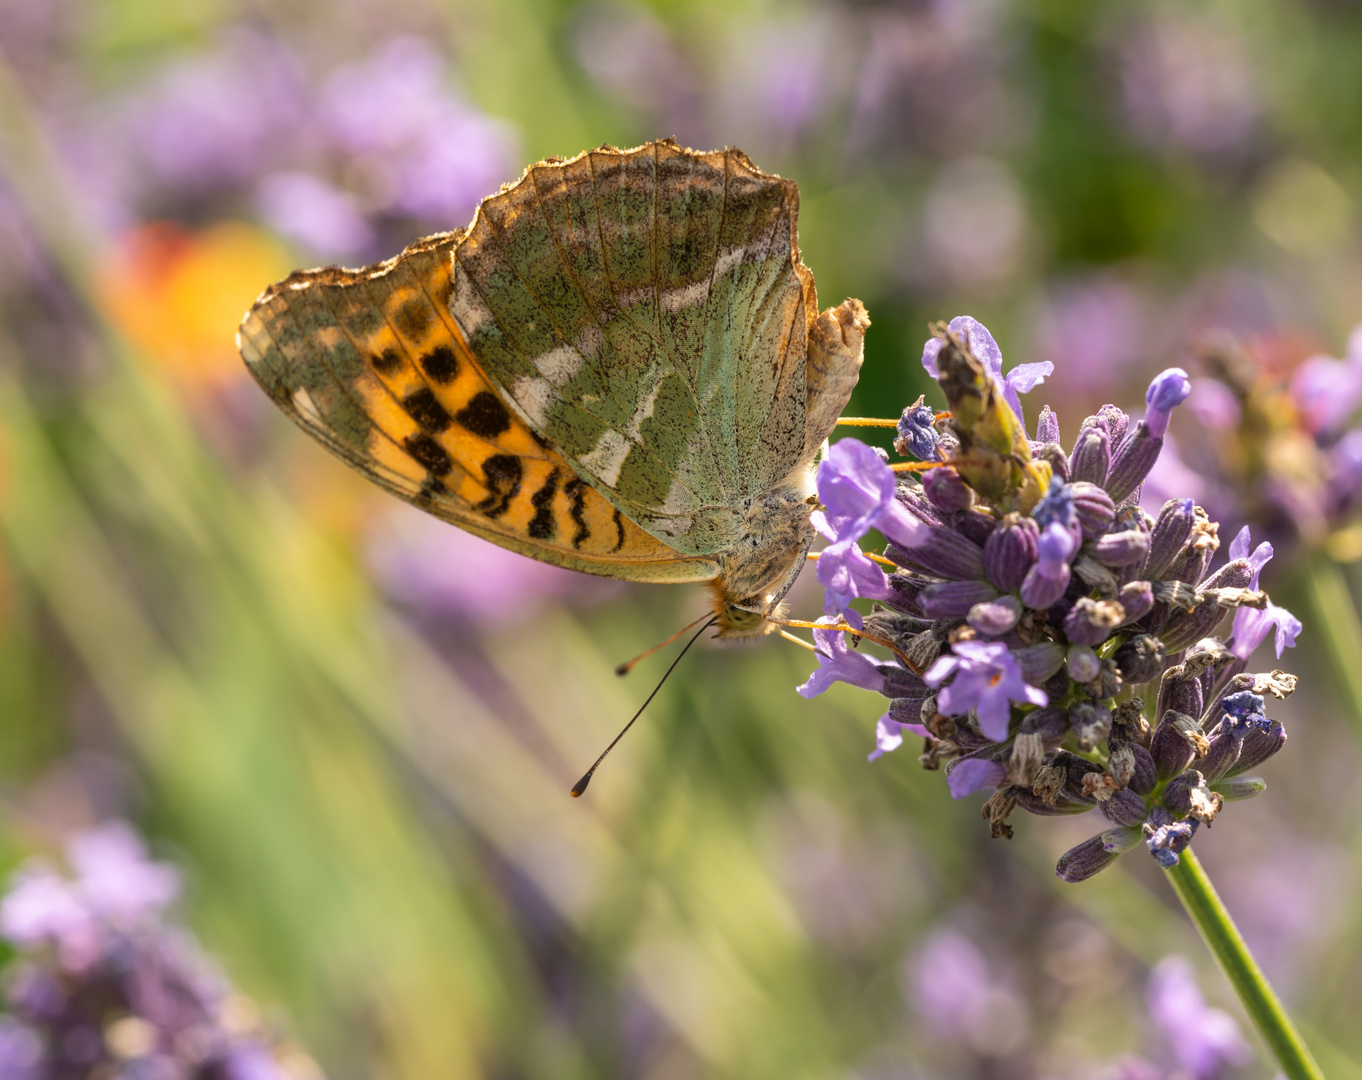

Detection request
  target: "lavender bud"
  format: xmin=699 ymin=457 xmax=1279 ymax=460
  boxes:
xmin=1063 ymin=598 xmax=1125 ymax=647
xmin=1118 ymin=581 xmax=1155 ymax=624
xmin=1092 ymin=527 xmax=1150 ymax=567
xmin=1150 ymin=711 xmax=1204 ymax=779
xmin=1163 ymin=509 xmax=1220 ymax=584
xmin=1099 ymin=788 xmax=1149 ymax=827
xmin=1098 ymin=403 xmax=1130 ymax=446
xmin=1199 ymin=728 xmax=1243 ymax=782
xmin=895 ymin=398 xmax=940 ymax=460
xmin=1035 ymin=405 xmax=1061 ymax=445
xmin=1159 ymin=559 xmax=1253 ymax=651
xmin=1020 ymin=563 xmax=1071 ymax=610
xmin=885 ymin=528 xmax=986 ymax=582
xmin=1228 ymin=720 xmax=1286 ymax=775
xmin=903 ymin=629 xmax=942 ymax=673
xmin=1143 ymin=809 xmax=1198 ymax=868
xmin=967 ymin=594 xmax=1023 ymax=636
xmin=1156 ymin=667 xmax=1204 ymax=720
xmin=983 ymin=513 xmax=1040 ymax=591
xmin=1144 ymin=368 xmax=1192 ymax=439
xmin=1035 ymin=442 xmax=1070 ymax=483
xmin=889 ymin=694 xmax=929 ymax=724
xmin=1145 ymin=498 xmax=1197 ymax=578
xmin=1014 ymin=782 xmax=1094 ymax=816
xmin=1066 ymin=644 xmax=1101 ymax=683
xmin=881 ymin=663 xmax=929 ymax=699
xmin=1013 ymin=641 xmax=1067 ymax=684
xmin=1126 ymin=742 xmax=1159 ymax=794
xmin=1069 ymin=481 xmax=1117 ymax=539
xmin=918 ymin=580 xmax=999 ymax=618
xmin=921 ymin=465 xmax=973 ymax=511
xmin=1069 ymin=699 xmax=1112 ymax=751
xmin=884 ymin=572 xmax=927 ymax=615
xmin=1055 ymin=827 xmax=1143 ymax=882
xmin=1210 ymin=775 xmax=1267 ymax=801
xmin=1070 ymin=420 xmax=1112 ymax=485
xmin=1020 ymin=705 xmax=1071 ymax=745
xmin=862 ymin=609 xmax=931 ymax=648
xmin=1112 ymin=634 xmax=1165 ymax=685
xmin=1161 ymin=770 xmax=1223 ymax=823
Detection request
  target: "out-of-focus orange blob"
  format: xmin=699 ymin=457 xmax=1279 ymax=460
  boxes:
xmin=95 ymin=221 xmax=292 ymax=392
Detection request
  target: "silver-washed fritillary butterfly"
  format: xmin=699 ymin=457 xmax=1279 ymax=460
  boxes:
xmin=237 ymin=139 xmax=869 ymax=636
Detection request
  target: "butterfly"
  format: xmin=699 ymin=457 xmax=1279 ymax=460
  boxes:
xmin=237 ymin=139 xmax=868 ymax=637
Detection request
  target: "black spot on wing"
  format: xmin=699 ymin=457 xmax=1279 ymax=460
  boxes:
xmin=455 ymin=391 xmax=513 ymax=438
xmin=402 ymin=387 xmax=453 ymax=433
xmin=404 ymin=432 xmax=453 ymax=476
xmin=372 ymin=349 xmax=403 ymax=375
xmin=476 ymin=454 xmax=522 ymax=519
xmin=564 ymin=477 xmax=589 ymax=548
xmin=528 ymin=467 xmax=560 ymax=540
xmin=415 ymin=475 xmax=448 ymax=507
xmin=611 ymin=508 xmax=626 ymax=553
xmin=420 ymin=345 xmax=459 ymax=384
xmin=394 ymin=297 xmax=434 ymax=339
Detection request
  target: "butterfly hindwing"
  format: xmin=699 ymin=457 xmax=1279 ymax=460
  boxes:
xmin=450 ymin=139 xmax=817 ymax=556
xmin=238 ymin=233 xmax=721 ymax=584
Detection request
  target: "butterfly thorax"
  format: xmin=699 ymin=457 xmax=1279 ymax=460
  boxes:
xmin=710 ymin=469 xmax=818 ymax=638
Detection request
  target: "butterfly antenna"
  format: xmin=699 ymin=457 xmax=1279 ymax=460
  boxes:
xmin=570 ymin=616 xmax=718 ymax=798
xmin=614 ymin=611 xmax=714 ymax=676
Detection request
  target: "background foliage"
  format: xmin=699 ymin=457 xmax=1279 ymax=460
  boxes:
xmin=1 ymin=0 xmax=1361 ymax=1077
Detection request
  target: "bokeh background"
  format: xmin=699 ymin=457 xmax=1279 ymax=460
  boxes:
xmin=2 ymin=0 xmax=1362 ymax=1077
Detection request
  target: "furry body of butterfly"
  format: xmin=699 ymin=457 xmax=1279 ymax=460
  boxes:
xmin=238 ymin=139 xmax=868 ymax=636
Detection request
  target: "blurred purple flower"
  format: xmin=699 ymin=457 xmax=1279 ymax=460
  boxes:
xmin=920 ymin=159 xmax=1032 ymax=292
xmin=1117 ymin=10 xmax=1259 ymax=157
xmin=120 ymin=29 xmax=310 ymax=193
xmin=1031 ymin=276 xmax=1147 ymax=395
xmin=797 ymin=619 xmax=885 ymax=699
xmin=907 ymin=928 xmax=1028 ymax=1054
xmin=924 ymin=640 xmax=1047 ymax=741
xmin=0 ymin=866 xmax=98 ymax=970
xmin=1140 ymin=434 xmax=1211 ymax=515
xmin=923 ymin=314 xmax=1052 ymax=425
xmin=1146 ymin=956 xmax=1252 ymax=1079
xmin=1186 ymin=377 xmax=1241 ymax=430
xmin=0 ymin=822 xmax=318 ymax=1079
xmin=255 ymin=171 xmax=374 ymax=258
xmin=1227 ymin=527 xmax=1301 ymax=659
xmin=318 ymin=37 xmax=515 ymax=226
xmin=368 ymin=505 xmax=618 ymax=624
xmin=1290 ymin=324 xmax=1362 ymax=434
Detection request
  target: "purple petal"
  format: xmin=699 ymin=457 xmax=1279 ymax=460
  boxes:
xmin=868 ymin=714 xmax=928 ymax=761
xmin=947 ymin=758 xmax=1006 ymax=798
xmin=1228 ymin=525 xmax=1252 ymax=562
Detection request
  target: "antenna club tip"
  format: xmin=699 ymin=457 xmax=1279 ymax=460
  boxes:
xmin=613 ymin=663 xmax=629 ymax=677
xmin=570 ymin=775 xmax=591 ymax=798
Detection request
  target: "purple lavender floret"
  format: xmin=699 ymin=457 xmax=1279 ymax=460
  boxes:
xmin=0 ymin=822 xmax=320 ymax=1079
xmin=799 ymin=315 xmax=1297 ymax=880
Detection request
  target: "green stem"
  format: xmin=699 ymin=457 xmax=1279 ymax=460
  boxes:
xmin=1165 ymin=849 xmax=1324 ymax=1080
xmin=1302 ymin=558 xmax=1362 ymax=745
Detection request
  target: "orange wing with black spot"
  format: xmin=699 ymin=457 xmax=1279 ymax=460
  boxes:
xmin=237 ymin=232 xmax=720 ymax=584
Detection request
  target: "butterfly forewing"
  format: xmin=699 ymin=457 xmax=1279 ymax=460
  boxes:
xmin=238 ymin=233 xmax=720 ymax=584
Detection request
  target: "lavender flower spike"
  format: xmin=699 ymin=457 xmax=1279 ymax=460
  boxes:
xmin=1145 ymin=367 xmax=1192 ymax=439
xmin=1226 ymin=526 xmax=1302 ymax=659
xmin=924 ymin=640 xmax=1047 ymax=741
xmin=797 ymin=618 xmax=886 ymax=698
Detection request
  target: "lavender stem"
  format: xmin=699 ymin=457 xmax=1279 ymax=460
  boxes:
xmin=1164 ymin=849 xmax=1324 ymax=1080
